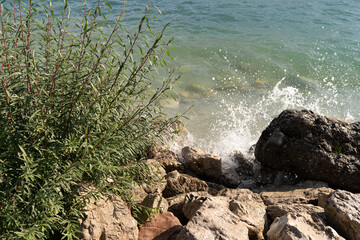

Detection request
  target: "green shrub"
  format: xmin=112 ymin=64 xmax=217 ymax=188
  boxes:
xmin=0 ymin=0 xmax=180 ymax=239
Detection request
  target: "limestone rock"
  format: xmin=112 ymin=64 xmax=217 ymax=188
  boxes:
xmin=162 ymin=170 xmax=208 ymax=198
xmin=139 ymin=191 xmax=169 ymax=222
xmin=176 ymin=196 xmax=249 ymax=240
xmin=182 ymin=192 xmax=211 ymax=219
xmin=153 ymin=148 xmax=185 ymax=173
xmin=181 ymin=146 xmax=222 ymax=181
xmin=259 ymin=181 xmax=333 ymax=206
xmin=78 ymin=195 xmax=138 ymax=240
xmin=217 ymin=188 xmax=267 ymax=240
xmin=319 ymin=190 xmax=360 ymax=240
xmin=255 ymin=109 xmax=360 ymax=192
xmin=266 ymin=203 xmax=325 ymax=222
xmin=142 ymin=159 xmax=167 ymax=194
xmin=138 ymin=212 xmax=182 ymax=240
xmin=267 ymin=212 xmax=345 ymax=240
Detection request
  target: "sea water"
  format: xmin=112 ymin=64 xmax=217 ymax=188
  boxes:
xmin=74 ymin=0 xmax=360 ymax=156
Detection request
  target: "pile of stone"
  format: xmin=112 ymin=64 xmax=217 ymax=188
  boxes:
xmin=77 ymin=109 xmax=360 ymax=240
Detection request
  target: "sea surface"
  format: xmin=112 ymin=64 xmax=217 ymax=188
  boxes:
xmin=75 ymin=0 xmax=360 ymax=155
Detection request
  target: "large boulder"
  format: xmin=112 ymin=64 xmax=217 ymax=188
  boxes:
xmin=182 ymin=146 xmax=222 ymax=181
xmin=78 ymin=195 xmax=138 ymax=240
xmin=255 ymin=109 xmax=360 ymax=192
xmin=319 ymin=190 xmax=360 ymax=240
xmin=267 ymin=212 xmax=345 ymax=240
xmin=176 ymin=196 xmax=250 ymax=240
xmin=162 ymin=170 xmax=208 ymax=198
xmin=138 ymin=212 xmax=183 ymax=240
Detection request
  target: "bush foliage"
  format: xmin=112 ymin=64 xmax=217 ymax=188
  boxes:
xmin=0 ymin=0 xmax=180 ymax=239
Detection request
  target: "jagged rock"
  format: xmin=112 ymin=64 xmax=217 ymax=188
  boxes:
xmin=255 ymin=109 xmax=360 ymax=192
xmin=181 ymin=146 xmax=222 ymax=181
xmin=267 ymin=212 xmax=345 ymax=240
xmin=182 ymin=192 xmax=211 ymax=219
xmin=167 ymin=193 xmax=188 ymax=224
xmin=233 ymin=150 xmax=254 ymax=177
xmin=266 ymin=203 xmax=325 ymax=222
xmin=319 ymin=190 xmax=360 ymax=240
xmin=153 ymin=148 xmax=186 ymax=173
xmin=162 ymin=170 xmax=208 ymax=198
xmin=176 ymin=196 xmax=250 ymax=240
xmin=206 ymin=181 xmax=226 ymax=195
xmin=138 ymin=212 xmax=182 ymax=240
xmin=259 ymin=181 xmax=333 ymax=206
xmin=217 ymin=188 xmax=267 ymax=240
xmin=142 ymin=159 xmax=167 ymax=194
xmin=139 ymin=190 xmax=169 ymax=222
xmin=78 ymin=195 xmax=138 ymax=240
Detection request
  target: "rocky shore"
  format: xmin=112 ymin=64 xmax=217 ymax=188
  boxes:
xmin=77 ymin=109 xmax=360 ymax=240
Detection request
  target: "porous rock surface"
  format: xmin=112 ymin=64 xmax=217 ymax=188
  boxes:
xmin=176 ymin=196 xmax=250 ymax=240
xmin=255 ymin=109 xmax=360 ymax=192
xmin=78 ymin=195 xmax=138 ymax=240
xmin=319 ymin=190 xmax=360 ymax=240
xmin=162 ymin=170 xmax=208 ymax=198
xmin=267 ymin=212 xmax=345 ymax=240
xmin=217 ymin=188 xmax=267 ymax=240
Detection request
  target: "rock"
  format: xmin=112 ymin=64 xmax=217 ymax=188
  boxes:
xmin=162 ymin=170 xmax=208 ymax=198
xmin=139 ymin=190 xmax=169 ymax=223
xmin=138 ymin=212 xmax=182 ymax=240
xmin=167 ymin=193 xmax=188 ymax=225
xmin=233 ymin=150 xmax=254 ymax=177
xmin=78 ymin=195 xmax=138 ymax=240
xmin=267 ymin=212 xmax=345 ymax=240
xmin=206 ymin=181 xmax=226 ymax=195
xmin=142 ymin=159 xmax=167 ymax=194
xmin=181 ymin=146 xmax=222 ymax=181
xmin=153 ymin=148 xmax=186 ymax=173
xmin=176 ymin=196 xmax=250 ymax=240
xmin=255 ymin=109 xmax=360 ymax=192
xmin=259 ymin=181 xmax=333 ymax=206
xmin=266 ymin=203 xmax=325 ymax=222
xmin=182 ymin=192 xmax=212 ymax=219
xmin=319 ymin=190 xmax=360 ymax=240
xmin=217 ymin=188 xmax=267 ymax=240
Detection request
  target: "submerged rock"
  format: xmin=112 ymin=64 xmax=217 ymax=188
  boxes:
xmin=255 ymin=109 xmax=360 ymax=192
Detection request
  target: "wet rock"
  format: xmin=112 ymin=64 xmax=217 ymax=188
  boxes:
xmin=233 ymin=150 xmax=254 ymax=178
xmin=176 ymin=196 xmax=250 ymax=240
xmin=255 ymin=109 xmax=360 ymax=192
xmin=267 ymin=212 xmax=345 ymax=240
xmin=138 ymin=212 xmax=182 ymax=240
xmin=182 ymin=146 xmax=222 ymax=181
xmin=319 ymin=190 xmax=360 ymax=240
xmin=259 ymin=181 xmax=333 ymax=206
xmin=162 ymin=170 xmax=208 ymax=198
xmin=217 ymin=188 xmax=267 ymax=240
xmin=78 ymin=195 xmax=138 ymax=240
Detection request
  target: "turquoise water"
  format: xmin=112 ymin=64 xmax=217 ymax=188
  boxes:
xmin=78 ymin=0 xmax=360 ymax=154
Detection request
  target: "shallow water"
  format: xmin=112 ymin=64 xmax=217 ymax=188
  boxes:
xmin=76 ymin=0 xmax=360 ymax=155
